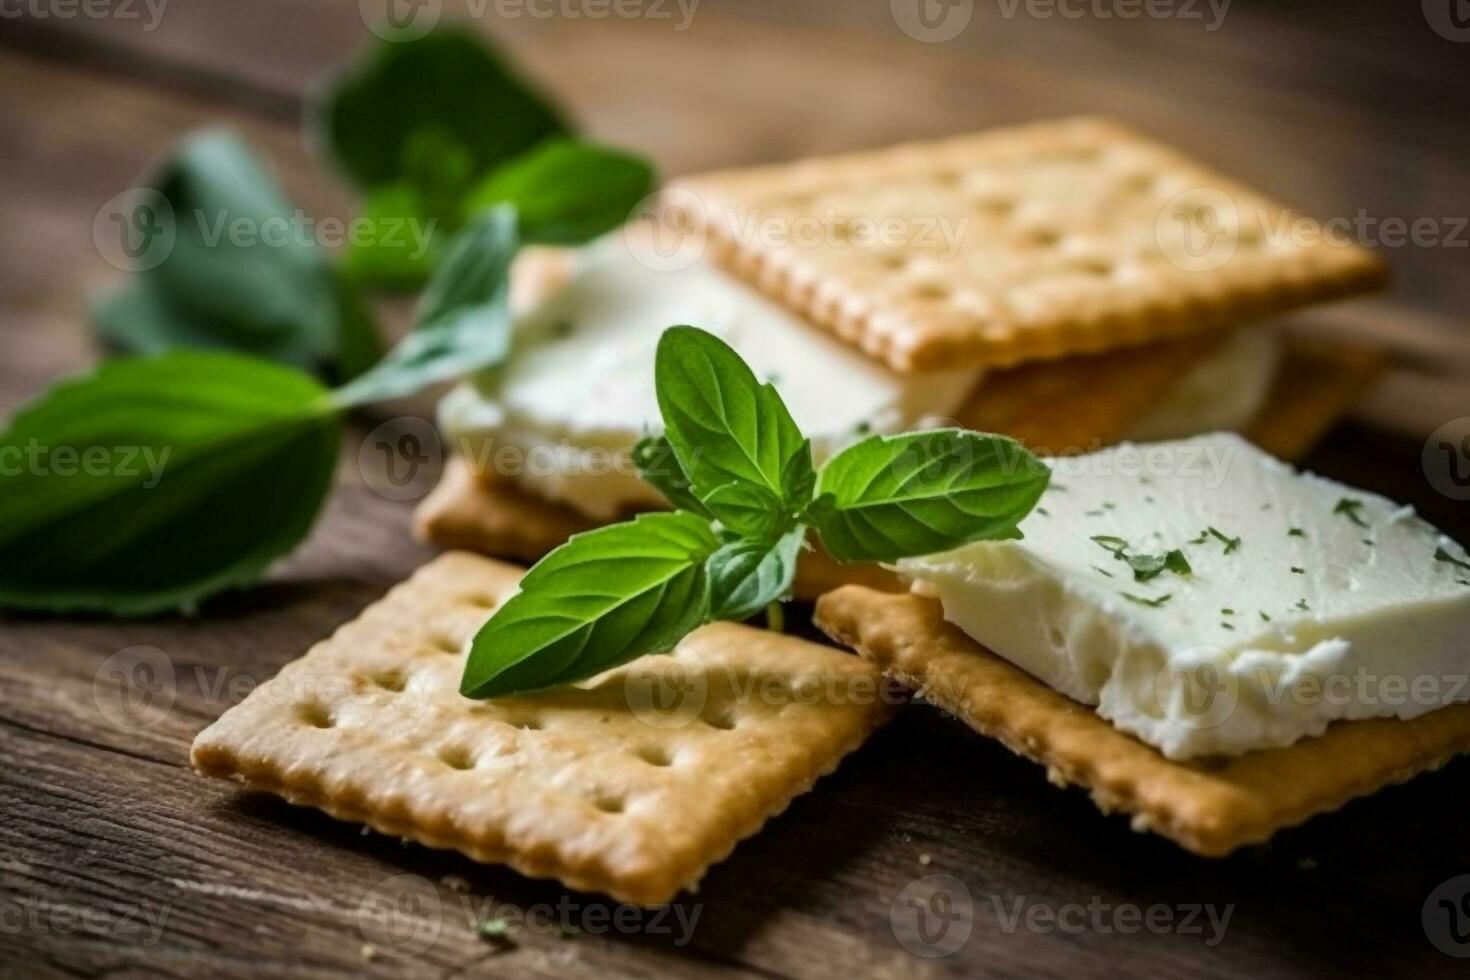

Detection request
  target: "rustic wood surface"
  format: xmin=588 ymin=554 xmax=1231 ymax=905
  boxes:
xmin=2 ymin=2 xmax=1469 ymax=977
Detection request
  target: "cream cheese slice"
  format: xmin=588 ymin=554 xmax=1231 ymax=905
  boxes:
xmin=899 ymin=433 xmax=1470 ymax=759
xmin=440 ymin=236 xmax=984 ymax=519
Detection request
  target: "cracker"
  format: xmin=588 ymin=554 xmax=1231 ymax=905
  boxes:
xmin=675 ymin=117 xmax=1386 ymax=371
xmin=953 ymin=335 xmax=1384 ymax=458
xmin=413 ymin=460 xmax=906 ymax=597
xmin=191 ymin=552 xmax=895 ymax=905
xmin=954 ymin=332 xmax=1222 ymax=452
xmin=1246 ymin=339 xmax=1386 ymax=460
xmin=814 ymin=587 xmax=1470 ymax=856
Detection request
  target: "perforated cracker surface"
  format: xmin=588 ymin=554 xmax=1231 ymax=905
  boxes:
xmin=676 ymin=117 xmax=1386 ymax=371
xmin=192 ymin=553 xmax=895 ymax=905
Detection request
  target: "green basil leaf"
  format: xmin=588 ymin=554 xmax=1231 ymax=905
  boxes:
xmin=314 ymin=29 xmax=568 ymax=193
xmin=706 ymin=526 xmax=806 ymax=622
xmin=463 ymin=138 xmax=655 ymax=245
xmin=632 ymin=434 xmax=708 ymax=517
xmin=461 ymin=511 xmax=718 ymax=698
xmin=92 ymin=131 xmax=382 ymax=381
xmin=333 ymin=208 xmax=518 ymax=406
xmin=654 ymin=326 xmax=814 ymax=529
xmin=699 ymin=482 xmax=787 ymax=539
xmin=0 ymin=352 xmax=340 ymax=616
xmin=808 ymin=429 xmax=1050 ymax=563
xmin=340 ymin=183 xmax=449 ymax=291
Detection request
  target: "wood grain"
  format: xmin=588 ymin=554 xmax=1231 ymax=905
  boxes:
xmin=2 ymin=3 xmax=1470 ymax=977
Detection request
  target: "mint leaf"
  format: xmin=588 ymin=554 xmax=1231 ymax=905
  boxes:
xmin=461 ymin=512 xmax=718 ymax=698
xmin=92 ymin=132 xmax=382 ymax=381
xmin=808 ymin=430 xmax=1049 ymax=563
xmin=1122 ymin=592 xmax=1172 ymax=608
xmin=654 ymin=326 xmax=814 ymax=532
xmin=632 ymin=434 xmax=708 ymax=517
xmin=706 ymin=527 xmax=806 ymax=621
xmin=0 ymin=352 xmax=339 ymax=615
xmin=464 ymin=138 xmax=655 ymax=245
xmin=314 ymin=29 xmax=568 ymax=193
xmin=340 ymin=183 xmax=449 ymax=291
xmin=334 ymin=209 xmax=518 ymax=406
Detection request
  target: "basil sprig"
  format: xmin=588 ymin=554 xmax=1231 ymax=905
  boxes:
xmin=0 ymin=353 xmax=340 ymax=615
xmin=315 ymin=29 xmax=653 ymax=289
xmin=461 ymin=326 xmax=1050 ymax=698
xmin=91 ymin=132 xmax=384 ymax=383
xmin=0 ymin=210 xmax=518 ymax=616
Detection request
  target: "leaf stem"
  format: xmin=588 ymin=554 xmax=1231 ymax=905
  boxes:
xmin=764 ymin=601 xmax=784 ymax=633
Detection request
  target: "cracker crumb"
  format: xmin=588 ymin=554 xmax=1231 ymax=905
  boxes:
xmin=918 ymin=853 xmax=932 ymax=867
xmin=442 ymin=874 xmax=471 ymax=894
xmin=359 ymin=944 xmax=378 ymax=962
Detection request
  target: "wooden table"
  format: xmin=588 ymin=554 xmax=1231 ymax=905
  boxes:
xmin=3 ymin=2 xmax=1469 ymax=976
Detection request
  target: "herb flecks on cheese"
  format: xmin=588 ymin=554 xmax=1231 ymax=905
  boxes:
xmin=899 ymin=434 xmax=1470 ymax=759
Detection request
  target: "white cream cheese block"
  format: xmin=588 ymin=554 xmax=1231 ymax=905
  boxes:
xmin=899 ymin=433 xmax=1470 ymax=758
xmin=440 ymin=236 xmax=984 ymax=519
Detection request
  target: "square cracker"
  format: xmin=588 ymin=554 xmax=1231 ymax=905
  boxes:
xmin=413 ymin=339 xmax=1379 ymax=586
xmin=814 ymin=587 xmax=1470 ymax=856
xmin=191 ymin=552 xmax=895 ymax=906
xmin=675 ymin=117 xmax=1386 ymax=371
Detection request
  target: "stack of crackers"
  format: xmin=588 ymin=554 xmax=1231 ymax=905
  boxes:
xmin=414 ymin=117 xmax=1386 ymax=596
xmin=192 ymin=119 xmax=1451 ymax=906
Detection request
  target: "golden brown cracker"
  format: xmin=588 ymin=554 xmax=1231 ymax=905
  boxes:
xmin=1246 ymin=339 xmax=1387 ymax=460
xmin=954 ymin=333 xmax=1223 ymax=452
xmin=814 ymin=587 xmax=1470 ymax=856
xmin=192 ymin=552 xmax=896 ymax=905
xmin=675 ymin=117 xmax=1386 ymax=371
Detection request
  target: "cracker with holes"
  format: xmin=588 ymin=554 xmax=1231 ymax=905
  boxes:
xmin=816 ymin=586 xmax=1470 ymax=856
xmin=815 ymin=433 xmax=1470 ymax=855
xmin=191 ymin=552 xmax=896 ymax=905
xmin=675 ymin=116 xmax=1386 ymax=371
